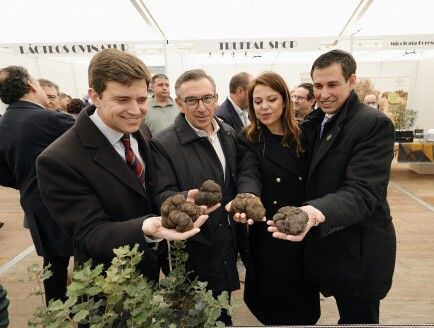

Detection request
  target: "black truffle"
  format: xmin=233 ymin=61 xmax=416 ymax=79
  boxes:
xmin=161 ymin=194 xmax=205 ymax=232
xmin=195 ymin=180 xmax=222 ymax=207
xmin=230 ymin=193 xmax=266 ymax=222
xmin=272 ymin=206 xmax=308 ymax=235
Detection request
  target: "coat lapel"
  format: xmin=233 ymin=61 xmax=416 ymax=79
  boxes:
xmin=76 ymin=106 xmax=146 ymax=197
xmin=307 ymin=91 xmax=359 ymax=179
xmin=261 ymin=130 xmax=302 ymax=176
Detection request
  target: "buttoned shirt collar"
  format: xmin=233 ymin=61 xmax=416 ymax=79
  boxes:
xmin=89 ymin=109 xmax=123 ymax=145
xmin=185 ymin=116 xmax=220 ymax=138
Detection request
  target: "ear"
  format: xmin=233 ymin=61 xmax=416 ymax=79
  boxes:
xmin=27 ymin=79 xmax=38 ymax=93
xmin=348 ymin=74 xmax=357 ymax=89
xmin=175 ymin=97 xmax=185 ymax=113
xmin=88 ymin=88 xmax=100 ymax=106
xmin=215 ymin=93 xmax=219 ymax=104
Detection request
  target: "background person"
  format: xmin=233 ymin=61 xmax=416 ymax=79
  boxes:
xmin=0 ymin=66 xmax=74 ymax=305
xmin=38 ymin=78 xmax=61 ymax=111
xmin=143 ymin=74 xmax=178 ymax=135
xmin=216 ymin=72 xmax=252 ymax=133
xmin=291 ymin=82 xmax=316 ymax=121
xmin=363 ymin=93 xmax=379 ymax=109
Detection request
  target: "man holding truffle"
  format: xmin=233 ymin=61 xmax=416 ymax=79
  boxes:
xmin=151 ymin=69 xmax=241 ymax=326
xmin=268 ymin=50 xmax=396 ymax=324
xmin=36 ymin=49 xmax=208 ymax=284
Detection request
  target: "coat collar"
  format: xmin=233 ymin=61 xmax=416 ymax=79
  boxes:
xmin=173 ymin=113 xmax=237 ymax=176
xmin=259 ymin=127 xmax=303 ymax=176
xmin=307 ymin=90 xmax=361 ymax=178
xmin=7 ymin=100 xmax=46 ymax=112
xmin=75 ymin=105 xmax=146 ymax=196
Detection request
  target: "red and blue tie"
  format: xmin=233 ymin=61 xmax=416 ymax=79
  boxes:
xmin=121 ymin=133 xmax=146 ymax=189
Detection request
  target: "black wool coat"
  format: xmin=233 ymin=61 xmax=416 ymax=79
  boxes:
xmin=236 ymin=127 xmax=320 ymax=325
xmin=0 ymin=101 xmax=74 ymax=257
xmin=302 ymin=91 xmax=396 ymax=299
xmin=36 ymin=106 xmax=161 ymax=281
xmin=151 ymin=113 xmax=241 ymax=295
xmin=215 ymin=98 xmax=244 ymax=134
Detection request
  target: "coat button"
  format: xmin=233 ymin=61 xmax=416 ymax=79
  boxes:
xmin=275 ymin=178 xmax=281 ymax=183
xmin=298 ymin=176 xmax=303 ymax=181
xmin=273 ymin=201 xmax=277 ymax=205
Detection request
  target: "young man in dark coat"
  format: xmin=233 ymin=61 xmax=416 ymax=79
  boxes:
xmin=269 ymin=49 xmax=396 ymax=324
xmin=0 ymin=66 xmax=74 ymax=305
xmin=151 ymin=69 xmax=241 ymax=326
xmin=36 ymin=49 xmax=208 ymax=283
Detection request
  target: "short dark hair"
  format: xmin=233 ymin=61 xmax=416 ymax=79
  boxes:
xmin=59 ymin=92 xmax=72 ymax=100
xmin=175 ymin=69 xmax=216 ymax=98
xmin=88 ymin=49 xmax=151 ymax=95
xmin=296 ymin=82 xmax=314 ymax=100
xmin=66 ymin=98 xmax=85 ymax=114
xmin=310 ymin=49 xmax=357 ymax=81
xmin=38 ymin=78 xmax=59 ymax=93
xmin=151 ymin=74 xmax=168 ymax=84
xmin=229 ymin=72 xmax=250 ymax=94
xmin=0 ymin=66 xmax=32 ymax=104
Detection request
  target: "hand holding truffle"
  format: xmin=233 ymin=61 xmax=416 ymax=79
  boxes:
xmin=187 ymin=180 xmax=222 ymax=214
xmin=142 ymin=213 xmax=208 ymax=241
xmin=267 ymin=205 xmax=325 ymax=242
xmin=225 ymin=193 xmax=266 ymax=225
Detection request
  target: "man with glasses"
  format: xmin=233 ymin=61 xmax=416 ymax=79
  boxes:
xmin=38 ymin=79 xmax=61 ymax=111
xmin=151 ymin=69 xmax=242 ymax=326
xmin=291 ymin=82 xmax=316 ymax=121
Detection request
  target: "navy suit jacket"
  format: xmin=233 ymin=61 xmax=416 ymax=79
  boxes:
xmin=0 ymin=100 xmax=74 ymax=257
xmin=216 ymin=98 xmax=244 ymax=134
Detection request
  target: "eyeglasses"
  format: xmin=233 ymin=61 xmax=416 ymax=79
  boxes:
xmin=291 ymin=95 xmax=308 ymax=101
xmin=181 ymin=95 xmax=216 ymax=109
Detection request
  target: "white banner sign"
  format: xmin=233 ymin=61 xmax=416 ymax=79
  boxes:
xmin=10 ymin=42 xmax=136 ymax=56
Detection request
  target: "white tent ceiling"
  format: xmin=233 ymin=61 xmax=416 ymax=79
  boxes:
xmin=0 ymin=0 xmax=433 ymax=62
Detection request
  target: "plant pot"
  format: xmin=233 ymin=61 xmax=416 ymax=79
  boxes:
xmin=395 ymin=130 xmax=414 ymax=143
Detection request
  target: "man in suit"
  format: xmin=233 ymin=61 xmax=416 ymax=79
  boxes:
xmin=291 ymin=82 xmax=316 ymax=121
xmin=216 ymin=72 xmax=251 ymax=134
xmin=268 ymin=49 xmax=396 ymax=324
xmin=36 ymin=49 xmax=208 ymax=283
xmin=0 ymin=65 xmax=74 ymax=305
xmin=151 ymin=69 xmax=241 ymax=326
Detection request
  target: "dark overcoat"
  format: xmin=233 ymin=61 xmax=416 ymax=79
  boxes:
xmin=236 ymin=127 xmax=320 ymax=325
xmin=215 ymin=98 xmax=244 ymax=134
xmin=303 ymin=91 xmax=396 ymax=299
xmin=36 ymin=106 xmax=161 ymax=281
xmin=151 ymin=113 xmax=240 ymax=295
xmin=0 ymin=101 xmax=74 ymax=257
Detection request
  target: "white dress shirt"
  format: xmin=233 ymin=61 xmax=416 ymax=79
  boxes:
xmin=228 ymin=96 xmax=249 ymax=127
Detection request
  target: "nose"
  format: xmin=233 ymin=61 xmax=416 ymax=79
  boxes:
xmin=261 ymin=101 xmax=269 ymax=110
xmin=196 ymin=99 xmax=207 ymax=111
xmin=129 ymin=100 xmax=144 ymax=114
xmin=320 ymin=88 xmax=331 ymax=99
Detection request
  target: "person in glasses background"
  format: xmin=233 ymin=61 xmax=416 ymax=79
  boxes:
xmin=151 ymin=69 xmax=243 ymax=326
xmin=363 ymin=93 xmax=379 ymax=110
xmin=291 ymin=82 xmax=316 ymax=122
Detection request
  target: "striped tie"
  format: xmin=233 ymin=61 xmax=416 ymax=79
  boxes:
xmin=121 ymin=134 xmax=146 ymax=189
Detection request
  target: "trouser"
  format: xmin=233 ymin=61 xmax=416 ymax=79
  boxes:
xmin=43 ymin=255 xmax=70 ymax=306
xmin=334 ymin=293 xmax=380 ymax=324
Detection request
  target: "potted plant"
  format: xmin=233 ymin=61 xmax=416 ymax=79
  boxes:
xmin=388 ymin=97 xmax=418 ymax=142
xmin=28 ymin=241 xmax=231 ymax=327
